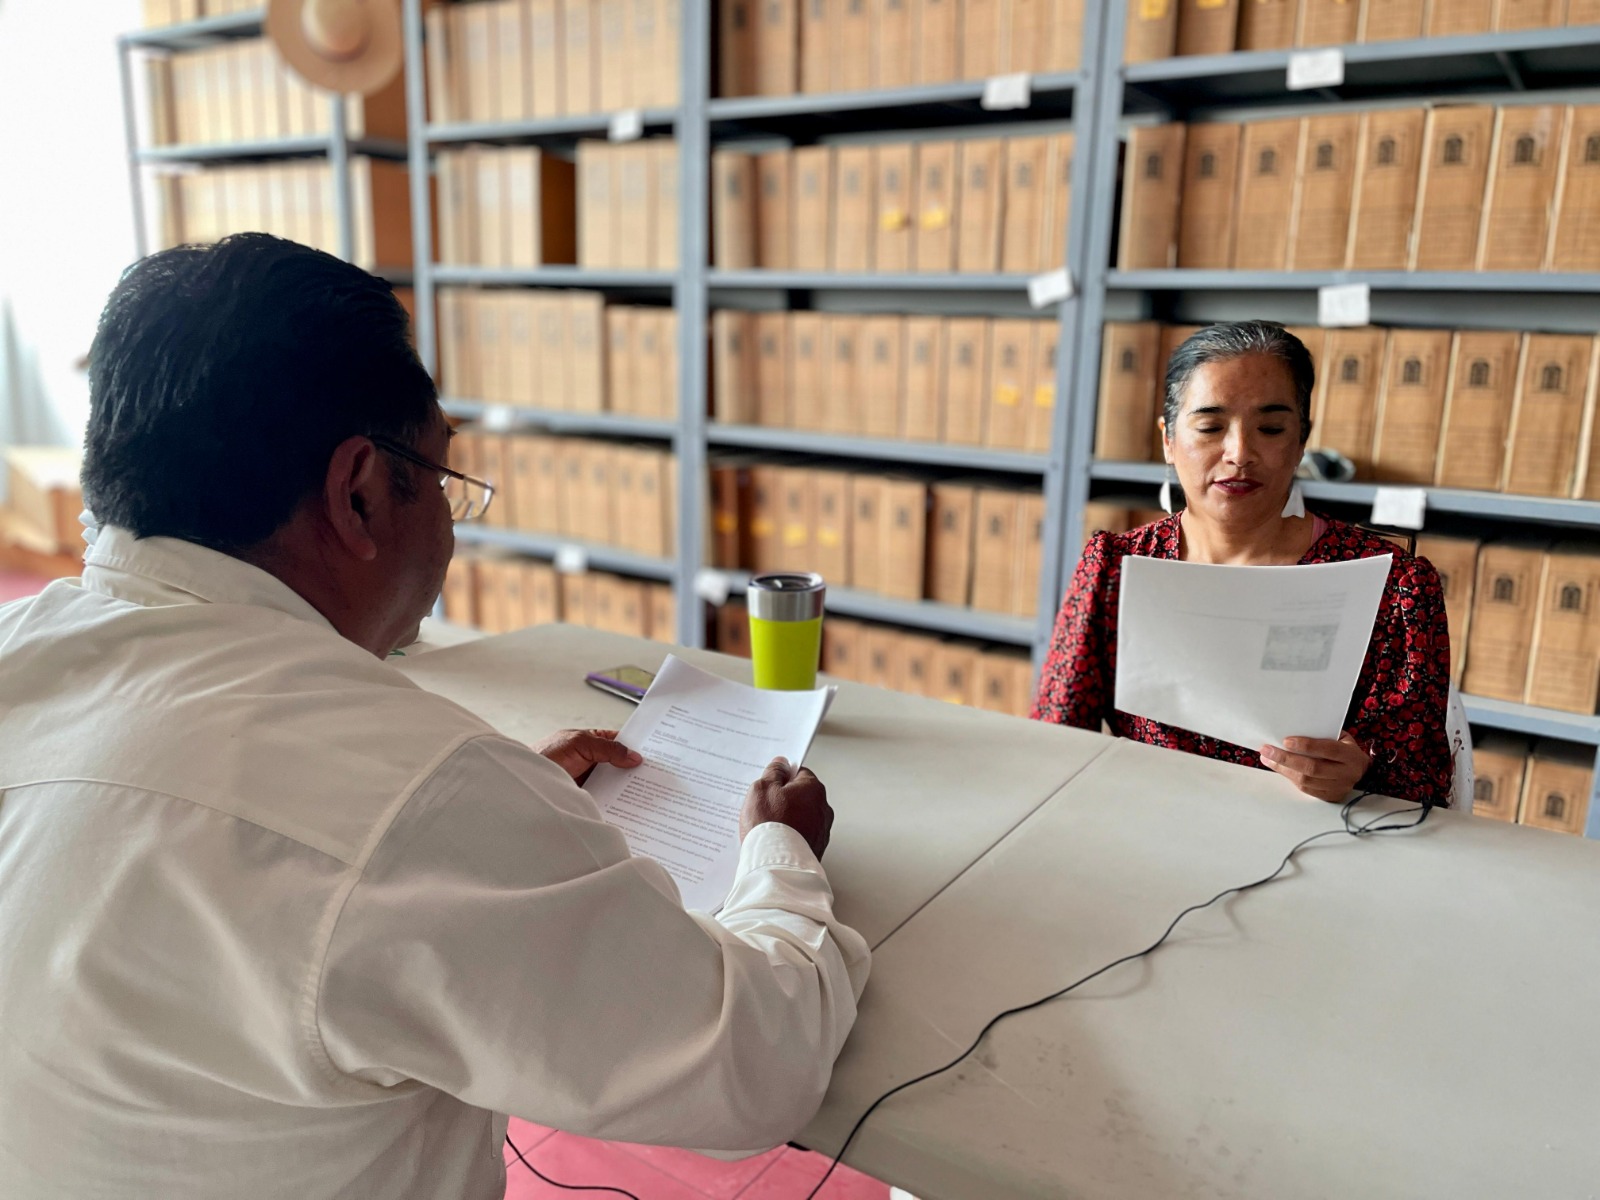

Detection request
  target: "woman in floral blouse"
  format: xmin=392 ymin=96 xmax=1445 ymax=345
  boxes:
xmin=1033 ymin=320 xmax=1453 ymax=807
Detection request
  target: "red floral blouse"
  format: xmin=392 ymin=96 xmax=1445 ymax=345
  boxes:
xmin=1031 ymin=513 xmax=1454 ymax=806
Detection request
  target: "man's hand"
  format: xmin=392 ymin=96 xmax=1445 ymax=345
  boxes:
xmin=1260 ymin=733 xmax=1371 ymax=803
xmin=740 ymin=758 xmax=834 ymax=859
xmin=535 ymin=728 xmax=643 ymax=784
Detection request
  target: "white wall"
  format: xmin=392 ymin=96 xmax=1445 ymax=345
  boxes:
xmin=0 ymin=0 xmax=144 ymax=480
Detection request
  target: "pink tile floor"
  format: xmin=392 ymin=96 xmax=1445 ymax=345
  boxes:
xmin=501 ymin=1120 xmax=890 ymax=1200
xmin=0 ymin=569 xmax=49 ymax=604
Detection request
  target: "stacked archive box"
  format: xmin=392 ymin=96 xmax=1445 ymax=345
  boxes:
xmin=422 ymin=3 xmax=688 ymax=648
xmin=710 ymin=133 xmax=1074 ymax=275
xmin=1084 ymin=1 xmax=1600 ymax=833
xmin=424 ymin=0 xmax=681 ymax=123
xmin=1123 ymin=0 xmax=1597 ymax=62
xmin=1117 ymin=104 xmax=1600 ymax=276
xmin=141 ymin=0 xmax=259 ymax=24
xmin=716 ymin=0 xmax=1084 ymax=95
xmin=408 ymin=0 xmax=1090 ymax=704
xmin=128 ymin=13 xmax=415 ymax=277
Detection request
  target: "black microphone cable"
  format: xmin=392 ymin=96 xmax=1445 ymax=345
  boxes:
xmin=502 ymin=793 xmax=1431 ymax=1200
xmin=798 ymin=792 xmax=1431 ymax=1199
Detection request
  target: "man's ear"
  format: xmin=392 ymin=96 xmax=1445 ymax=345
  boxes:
xmin=323 ymin=435 xmax=383 ymax=563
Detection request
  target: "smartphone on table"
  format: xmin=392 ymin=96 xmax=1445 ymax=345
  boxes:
xmin=585 ymin=665 xmax=656 ymax=704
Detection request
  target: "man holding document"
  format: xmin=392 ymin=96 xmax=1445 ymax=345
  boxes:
xmin=0 ymin=237 xmax=868 ymax=1200
xmin=1034 ymin=321 xmax=1453 ymax=807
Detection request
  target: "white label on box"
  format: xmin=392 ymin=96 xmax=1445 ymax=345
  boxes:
xmin=554 ymin=545 xmax=590 ymax=575
xmin=694 ymin=568 xmax=736 ymax=606
xmin=1317 ymin=282 xmax=1371 ymax=328
xmin=1370 ymin=486 xmax=1428 ymax=530
xmin=981 ymin=72 xmax=1032 ymax=111
xmin=481 ymin=404 xmax=516 ymax=432
xmin=608 ymin=108 xmax=644 ymax=142
xmin=1287 ymin=48 xmax=1345 ymax=91
xmin=1027 ymin=267 xmax=1074 ymax=308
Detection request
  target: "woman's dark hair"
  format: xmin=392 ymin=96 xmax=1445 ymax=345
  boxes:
xmin=83 ymin=233 xmax=436 ymax=553
xmin=1162 ymin=320 xmax=1316 ymax=444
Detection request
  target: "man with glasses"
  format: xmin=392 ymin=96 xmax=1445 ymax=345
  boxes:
xmin=0 ymin=234 xmax=868 ymax=1199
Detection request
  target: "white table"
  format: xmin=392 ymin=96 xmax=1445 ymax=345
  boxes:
xmin=803 ymin=736 xmax=1600 ymax=1200
xmin=398 ymin=625 xmax=1109 ymax=948
xmin=403 ymin=627 xmax=1600 ymax=1199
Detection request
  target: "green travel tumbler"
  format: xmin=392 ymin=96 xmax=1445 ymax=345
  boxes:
xmin=747 ymin=572 xmax=826 ymax=691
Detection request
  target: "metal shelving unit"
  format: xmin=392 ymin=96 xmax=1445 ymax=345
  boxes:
xmin=1459 ymin=696 xmax=1600 ymax=747
xmin=706 ymin=71 xmax=1081 ymax=137
xmin=1108 ymin=270 xmax=1600 ymax=294
xmin=136 ymin=135 xmax=408 ymax=163
xmin=703 ymin=569 xmax=1036 ymax=645
xmin=1092 ymin=462 xmax=1600 ymax=529
xmin=428 ymin=109 xmax=679 ymax=144
xmin=440 ymin=400 xmax=676 ymax=439
xmin=706 ymin=270 xmax=1042 ymax=292
xmin=1065 ymin=9 xmax=1600 ymax=837
xmin=430 ymin=265 xmax=676 ymax=288
xmin=708 ymin=425 xmax=1049 ymax=474
xmin=126 ymin=1 xmax=1600 ymax=830
xmin=401 ymin=0 xmax=1112 ymax=656
xmin=117 ymin=7 xmax=400 ymax=266
xmin=121 ymin=9 xmax=263 ymax=48
xmin=453 ymin=525 xmax=675 ymax=581
xmin=1123 ymin=25 xmax=1600 ymax=112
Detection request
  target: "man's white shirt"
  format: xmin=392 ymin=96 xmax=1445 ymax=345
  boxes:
xmin=0 ymin=527 xmax=869 ymax=1198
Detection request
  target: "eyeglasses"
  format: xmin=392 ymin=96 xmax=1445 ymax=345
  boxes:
xmin=371 ymin=437 xmax=495 ymax=522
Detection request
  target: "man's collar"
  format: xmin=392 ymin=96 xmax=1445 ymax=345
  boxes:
xmin=82 ymin=525 xmax=336 ymax=633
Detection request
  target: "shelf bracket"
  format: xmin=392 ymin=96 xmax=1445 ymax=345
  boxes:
xmin=1494 ymin=50 xmax=1526 ymax=91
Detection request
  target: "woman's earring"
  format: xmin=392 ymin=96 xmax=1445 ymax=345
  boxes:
xmin=1281 ymin=481 xmax=1306 ymax=518
xmin=1159 ymin=465 xmax=1175 ymax=515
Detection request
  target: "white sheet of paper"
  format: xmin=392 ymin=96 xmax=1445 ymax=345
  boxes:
xmin=1027 ymin=267 xmax=1073 ymax=308
xmin=1317 ymin=282 xmax=1372 ymax=327
xmin=608 ymin=107 xmax=644 ymax=141
xmin=1114 ymin=555 xmax=1392 ymax=752
xmin=584 ymin=655 xmax=835 ymax=913
xmin=1287 ymin=47 xmax=1345 ymax=91
xmin=981 ymin=71 xmax=1032 ymax=111
xmin=1371 ymin=486 xmax=1428 ymax=530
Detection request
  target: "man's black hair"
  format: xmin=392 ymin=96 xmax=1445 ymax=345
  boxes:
xmin=83 ymin=233 xmax=437 ymax=553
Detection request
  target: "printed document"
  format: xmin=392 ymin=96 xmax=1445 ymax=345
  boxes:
xmin=1114 ymin=555 xmax=1392 ymax=752
xmin=585 ymin=655 xmax=835 ymax=913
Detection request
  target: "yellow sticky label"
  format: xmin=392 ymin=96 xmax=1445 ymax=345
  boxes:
xmin=920 ymin=207 xmax=949 ymax=231
xmin=1034 ymin=385 xmax=1056 ymax=409
xmin=818 ymin=530 xmax=842 ymax=548
xmin=996 ymin=384 xmax=1021 ymax=407
xmin=751 ymin=518 xmax=776 ymax=536
xmin=1139 ymin=0 xmax=1169 ymax=17
xmin=783 ymin=524 xmax=808 ymax=547
xmin=714 ymin=514 xmax=738 ymax=533
xmin=880 ymin=209 xmax=908 ymax=231
xmin=1197 ymin=0 xmax=1226 ymax=9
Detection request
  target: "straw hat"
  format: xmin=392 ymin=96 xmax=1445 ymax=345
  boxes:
xmin=266 ymin=0 xmax=403 ymax=96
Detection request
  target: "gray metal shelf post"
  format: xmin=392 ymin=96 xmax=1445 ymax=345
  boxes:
xmin=673 ymin=0 xmax=712 ymax=647
xmin=116 ymin=34 xmax=150 ymax=259
xmin=403 ymin=0 xmax=437 ymax=373
xmin=1030 ymin=0 xmax=1115 ymax=663
xmin=1056 ymin=0 xmax=1133 ymax=616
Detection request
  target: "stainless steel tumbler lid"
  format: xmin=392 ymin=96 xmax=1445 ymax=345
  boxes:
xmin=747 ymin=572 xmax=826 ymax=621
